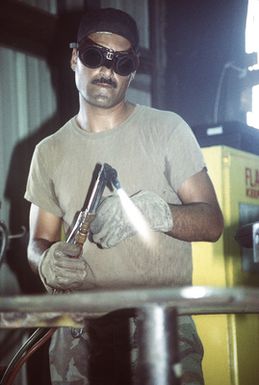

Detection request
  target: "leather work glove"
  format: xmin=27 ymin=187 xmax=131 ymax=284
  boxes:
xmin=90 ymin=190 xmax=173 ymax=249
xmin=39 ymin=241 xmax=87 ymax=292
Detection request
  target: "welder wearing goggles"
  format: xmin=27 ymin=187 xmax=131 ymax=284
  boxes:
xmin=25 ymin=6 xmax=223 ymax=385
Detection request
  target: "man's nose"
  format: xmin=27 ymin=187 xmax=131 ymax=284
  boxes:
xmin=100 ymin=59 xmax=114 ymax=75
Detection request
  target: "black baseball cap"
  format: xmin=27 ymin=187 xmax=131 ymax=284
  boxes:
xmin=77 ymin=8 xmax=139 ymax=52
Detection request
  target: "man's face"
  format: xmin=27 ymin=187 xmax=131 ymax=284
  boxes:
xmin=71 ymin=32 xmax=135 ymax=109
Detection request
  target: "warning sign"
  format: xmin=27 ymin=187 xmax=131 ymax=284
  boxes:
xmin=245 ymin=167 xmax=259 ymax=199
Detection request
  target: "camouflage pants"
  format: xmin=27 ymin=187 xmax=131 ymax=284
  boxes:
xmin=49 ymin=313 xmax=204 ymax=385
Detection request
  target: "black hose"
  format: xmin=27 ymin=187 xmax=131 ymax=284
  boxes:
xmin=0 ymin=327 xmax=54 ymax=385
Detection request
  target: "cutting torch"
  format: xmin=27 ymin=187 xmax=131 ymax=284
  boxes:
xmin=66 ymin=162 xmax=120 ymax=251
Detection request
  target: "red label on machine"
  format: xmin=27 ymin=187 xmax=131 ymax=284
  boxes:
xmin=245 ymin=167 xmax=259 ymax=199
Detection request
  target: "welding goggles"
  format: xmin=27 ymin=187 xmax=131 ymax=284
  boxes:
xmin=70 ymin=38 xmax=139 ymax=76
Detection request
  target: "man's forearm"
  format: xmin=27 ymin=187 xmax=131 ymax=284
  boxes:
xmin=168 ymin=202 xmax=224 ymax=242
xmin=27 ymin=238 xmax=54 ymax=273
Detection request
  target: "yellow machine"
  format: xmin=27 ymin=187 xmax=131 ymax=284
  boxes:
xmin=193 ymin=145 xmax=259 ymax=385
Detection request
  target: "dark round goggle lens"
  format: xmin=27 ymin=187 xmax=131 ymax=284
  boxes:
xmin=114 ymin=55 xmax=136 ymax=76
xmin=79 ymin=46 xmax=104 ymax=68
xmin=79 ymin=46 xmax=137 ymax=76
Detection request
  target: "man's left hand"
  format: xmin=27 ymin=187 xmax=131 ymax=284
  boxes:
xmin=90 ymin=190 xmax=173 ymax=248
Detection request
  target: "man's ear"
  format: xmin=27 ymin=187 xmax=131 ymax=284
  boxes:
xmin=70 ymin=48 xmax=78 ymax=71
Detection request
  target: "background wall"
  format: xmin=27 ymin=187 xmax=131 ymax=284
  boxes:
xmin=164 ymin=0 xmax=249 ymax=126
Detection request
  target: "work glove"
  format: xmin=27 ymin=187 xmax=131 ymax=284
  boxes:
xmin=39 ymin=241 xmax=87 ymax=292
xmin=90 ymin=190 xmax=173 ymax=249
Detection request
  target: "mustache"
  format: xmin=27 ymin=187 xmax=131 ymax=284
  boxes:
xmin=92 ymin=76 xmax=117 ymax=88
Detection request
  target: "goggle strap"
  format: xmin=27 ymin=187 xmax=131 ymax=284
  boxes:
xmin=69 ymin=42 xmax=79 ymax=49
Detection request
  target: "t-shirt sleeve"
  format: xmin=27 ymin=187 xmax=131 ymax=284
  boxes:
xmin=24 ymin=145 xmax=63 ymax=217
xmin=164 ymin=118 xmax=206 ymax=192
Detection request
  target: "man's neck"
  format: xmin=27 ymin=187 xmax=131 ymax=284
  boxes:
xmin=76 ymin=101 xmax=136 ymax=133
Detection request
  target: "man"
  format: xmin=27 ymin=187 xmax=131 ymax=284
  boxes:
xmin=25 ymin=7 xmax=224 ymax=385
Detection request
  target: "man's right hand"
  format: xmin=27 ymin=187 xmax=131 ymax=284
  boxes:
xmin=39 ymin=241 xmax=87 ymax=291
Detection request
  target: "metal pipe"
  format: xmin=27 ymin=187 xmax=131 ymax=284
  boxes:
xmin=134 ymin=305 xmax=181 ymax=385
xmin=2 ymin=286 xmax=259 ymax=385
xmin=1 ymin=286 xmax=259 ymax=316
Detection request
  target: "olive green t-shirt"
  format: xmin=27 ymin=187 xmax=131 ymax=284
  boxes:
xmin=25 ymin=104 xmax=205 ymax=289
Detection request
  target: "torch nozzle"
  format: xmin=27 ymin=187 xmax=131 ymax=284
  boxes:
xmin=103 ymin=163 xmax=121 ymax=190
